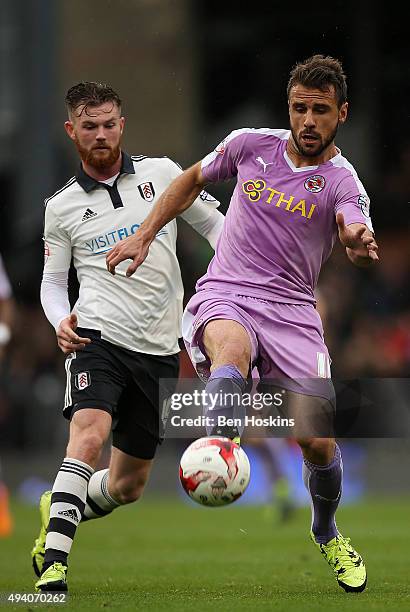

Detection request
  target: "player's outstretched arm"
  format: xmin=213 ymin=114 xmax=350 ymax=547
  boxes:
xmin=336 ymin=212 xmax=379 ymax=267
xmin=106 ymin=161 xmax=206 ymax=277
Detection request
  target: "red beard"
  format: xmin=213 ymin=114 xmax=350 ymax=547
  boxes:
xmin=75 ymin=139 xmax=121 ymax=171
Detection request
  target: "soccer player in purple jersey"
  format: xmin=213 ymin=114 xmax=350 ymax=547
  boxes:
xmin=107 ymin=55 xmax=378 ymax=593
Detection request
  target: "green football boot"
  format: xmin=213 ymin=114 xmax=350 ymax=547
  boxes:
xmin=31 ymin=490 xmax=52 ymax=577
xmin=311 ymin=531 xmax=367 ymax=592
xmin=35 ymin=562 xmax=68 ymax=592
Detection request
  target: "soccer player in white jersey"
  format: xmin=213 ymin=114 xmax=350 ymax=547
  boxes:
xmin=32 ymin=82 xmax=225 ymax=592
xmin=107 ymin=55 xmax=379 ymax=593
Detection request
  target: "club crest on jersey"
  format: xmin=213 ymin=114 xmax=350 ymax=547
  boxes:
xmin=138 ymin=182 xmax=155 ymax=202
xmin=358 ymin=194 xmax=370 ymax=217
xmin=75 ymin=371 xmax=91 ymax=391
xmin=304 ymin=175 xmax=326 ymax=193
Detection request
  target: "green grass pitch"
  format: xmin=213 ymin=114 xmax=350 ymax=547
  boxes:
xmin=1 ymin=496 xmax=409 ymax=611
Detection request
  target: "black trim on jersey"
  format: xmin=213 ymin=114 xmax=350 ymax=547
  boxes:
xmin=44 ymin=177 xmax=76 ymax=207
xmin=75 ymin=151 xmax=135 ymax=193
xmin=101 ymin=182 xmax=123 ymax=208
xmin=121 ymin=152 xmax=135 ymax=174
xmin=165 ymin=157 xmax=183 ymax=171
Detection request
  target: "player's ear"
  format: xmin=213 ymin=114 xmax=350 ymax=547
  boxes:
xmin=120 ymin=116 xmax=125 ymax=134
xmin=338 ymin=102 xmax=348 ymax=124
xmin=64 ymin=120 xmax=75 ymax=141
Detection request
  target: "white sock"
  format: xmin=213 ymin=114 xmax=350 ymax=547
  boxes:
xmin=44 ymin=457 xmax=93 ymax=567
xmin=83 ymin=469 xmax=120 ymax=520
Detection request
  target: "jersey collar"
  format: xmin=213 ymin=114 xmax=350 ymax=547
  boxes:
xmin=76 ymin=151 xmax=135 ymax=192
xmin=282 ymin=144 xmax=342 ymax=173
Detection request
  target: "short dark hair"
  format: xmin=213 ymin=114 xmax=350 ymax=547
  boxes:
xmin=287 ymin=54 xmax=347 ymax=107
xmin=65 ymin=81 xmax=122 ymax=116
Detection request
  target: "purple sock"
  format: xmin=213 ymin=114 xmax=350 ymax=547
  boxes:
xmin=303 ymin=444 xmax=342 ymax=544
xmin=204 ymin=365 xmax=246 ymax=437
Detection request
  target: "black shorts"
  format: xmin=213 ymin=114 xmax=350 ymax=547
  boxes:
xmin=63 ymin=328 xmax=179 ymax=460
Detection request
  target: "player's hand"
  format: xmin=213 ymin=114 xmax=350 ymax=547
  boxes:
xmin=106 ymin=230 xmax=151 ymax=277
xmin=56 ymin=314 xmax=91 ymax=354
xmin=336 ymin=213 xmax=379 ymax=263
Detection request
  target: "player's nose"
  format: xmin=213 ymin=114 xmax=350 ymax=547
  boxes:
xmin=303 ymin=110 xmax=315 ymax=127
xmin=96 ymin=126 xmax=107 ymax=140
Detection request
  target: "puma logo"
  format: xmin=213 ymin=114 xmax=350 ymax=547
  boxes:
xmin=256 ymin=156 xmax=273 ymax=173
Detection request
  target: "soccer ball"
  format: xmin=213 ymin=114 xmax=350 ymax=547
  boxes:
xmin=179 ymin=436 xmax=251 ymax=507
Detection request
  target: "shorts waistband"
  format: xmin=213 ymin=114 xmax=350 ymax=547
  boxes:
xmin=76 ymin=327 xmax=102 ymax=339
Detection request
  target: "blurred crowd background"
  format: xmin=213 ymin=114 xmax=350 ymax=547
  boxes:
xmin=0 ymin=0 xmax=408 ymax=516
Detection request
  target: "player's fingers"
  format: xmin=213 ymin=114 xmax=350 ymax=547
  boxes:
xmin=368 ymin=249 xmax=379 ymax=261
xmin=126 ymin=257 xmax=142 ymax=278
xmin=59 ymin=327 xmax=91 ymax=345
xmin=58 ymin=340 xmax=86 ymax=354
xmin=106 ymin=247 xmax=122 ymax=274
xmin=106 ymin=248 xmax=129 ymax=275
xmin=366 ymin=242 xmax=378 ymax=251
xmin=75 ymin=335 xmax=91 ymax=344
xmin=105 ymin=246 xmax=119 ymax=264
xmin=107 ymin=260 xmax=116 ymax=275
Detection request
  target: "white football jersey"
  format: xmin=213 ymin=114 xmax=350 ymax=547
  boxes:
xmin=43 ymin=153 xmax=224 ymax=355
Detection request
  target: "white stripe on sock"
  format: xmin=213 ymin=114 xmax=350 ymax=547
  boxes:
xmin=45 ymin=532 xmax=73 ymax=554
xmin=83 ymin=469 xmax=120 ymax=519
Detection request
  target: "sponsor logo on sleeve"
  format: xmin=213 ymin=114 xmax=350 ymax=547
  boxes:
xmin=199 ymin=190 xmax=217 ymax=202
xmin=304 ymin=175 xmax=326 ymax=193
xmin=138 ymin=182 xmax=155 ymax=202
xmin=44 ymin=241 xmax=50 ymax=262
xmin=75 ymin=371 xmax=91 ymax=391
xmin=215 ymin=138 xmax=227 ymax=155
xmin=358 ymin=194 xmax=370 ymax=217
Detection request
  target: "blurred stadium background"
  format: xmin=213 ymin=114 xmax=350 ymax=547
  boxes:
xmin=0 ymin=0 xmax=409 ymax=581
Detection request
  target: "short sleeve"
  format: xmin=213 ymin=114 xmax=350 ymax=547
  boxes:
xmin=201 ymin=129 xmax=248 ymax=183
xmin=163 ymin=157 xmax=221 ymax=214
xmin=334 ymin=174 xmax=374 ymax=233
xmin=43 ymin=204 xmax=72 ymax=273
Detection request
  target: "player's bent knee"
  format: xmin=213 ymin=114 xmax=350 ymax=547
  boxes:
xmin=204 ymin=321 xmax=251 ymax=368
xmin=110 ymin=477 xmax=148 ymax=505
xmin=209 ymin=339 xmax=251 ymax=375
xmin=296 ymin=437 xmax=335 ymax=455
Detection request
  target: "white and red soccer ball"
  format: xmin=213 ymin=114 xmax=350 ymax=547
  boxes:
xmin=179 ymin=437 xmax=251 ymax=507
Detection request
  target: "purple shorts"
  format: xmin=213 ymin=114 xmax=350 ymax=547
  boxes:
xmin=182 ymin=289 xmax=334 ymax=403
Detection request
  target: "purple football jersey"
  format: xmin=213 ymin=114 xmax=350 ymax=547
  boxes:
xmin=199 ymin=128 xmax=373 ymax=304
